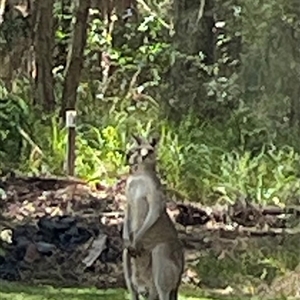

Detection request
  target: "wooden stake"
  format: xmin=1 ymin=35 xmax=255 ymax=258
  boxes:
xmin=65 ymin=110 xmax=77 ymax=176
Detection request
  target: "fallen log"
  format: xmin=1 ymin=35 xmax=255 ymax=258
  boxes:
xmin=178 ymin=224 xmax=300 ymax=244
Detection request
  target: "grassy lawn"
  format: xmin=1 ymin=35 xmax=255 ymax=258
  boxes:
xmin=0 ymin=281 xmax=251 ymax=300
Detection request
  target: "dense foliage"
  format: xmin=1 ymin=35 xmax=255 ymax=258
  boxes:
xmin=0 ymin=0 xmax=300 ymax=204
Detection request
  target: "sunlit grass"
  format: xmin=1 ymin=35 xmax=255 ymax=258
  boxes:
xmin=0 ymin=281 xmax=122 ymax=300
xmin=0 ymin=281 xmax=251 ymax=300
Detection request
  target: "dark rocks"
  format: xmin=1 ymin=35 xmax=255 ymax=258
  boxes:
xmin=37 ymin=215 xmax=92 ymax=251
xmin=0 ymin=175 xmax=126 ymax=287
xmin=0 ymin=215 xmax=124 ymax=286
xmin=0 ymin=257 xmax=21 ymax=281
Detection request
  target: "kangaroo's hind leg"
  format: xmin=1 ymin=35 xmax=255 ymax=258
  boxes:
xmin=147 ymin=284 xmax=159 ymax=300
xmin=151 ymin=243 xmax=183 ymax=300
xmin=123 ymin=249 xmax=140 ymax=300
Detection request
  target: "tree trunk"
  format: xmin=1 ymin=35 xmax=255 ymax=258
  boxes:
xmin=61 ymin=0 xmax=90 ymax=117
xmin=34 ymin=0 xmax=55 ymax=112
xmin=166 ymin=0 xmax=216 ymax=121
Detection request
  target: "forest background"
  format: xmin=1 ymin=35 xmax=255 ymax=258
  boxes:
xmin=0 ymin=0 xmax=300 ymax=298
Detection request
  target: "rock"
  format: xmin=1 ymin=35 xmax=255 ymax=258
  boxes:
xmin=38 ymin=215 xmax=77 ymax=233
xmin=0 ymin=258 xmax=21 ymax=281
xmin=100 ymin=237 xmax=122 ymax=263
xmin=0 ymin=229 xmax=12 ymax=244
xmin=36 ymin=242 xmax=56 ymax=255
xmin=12 ymin=224 xmax=37 ymax=246
xmin=0 ymin=188 xmax=7 ymax=200
xmin=0 ymin=256 xmax=4 ymax=265
xmin=59 ymin=226 xmax=92 ymax=250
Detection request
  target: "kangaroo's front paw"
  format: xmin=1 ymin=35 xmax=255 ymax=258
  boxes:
xmin=127 ymin=245 xmax=142 ymax=258
xmin=123 ymin=239 xmax=131 ymax=249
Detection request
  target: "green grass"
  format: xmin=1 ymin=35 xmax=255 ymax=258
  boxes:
xmin=0 ymin=281 xmax=251 ymax=300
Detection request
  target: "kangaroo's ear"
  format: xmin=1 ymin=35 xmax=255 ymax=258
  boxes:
xmin=148 ymin=134 xmax=160 ymax=148
xmin=132 ymin=134 xmax=143 ymax=145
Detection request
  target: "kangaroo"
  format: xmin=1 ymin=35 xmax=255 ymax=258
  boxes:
xmin=122 ymin=135 xmax=184 ymax=300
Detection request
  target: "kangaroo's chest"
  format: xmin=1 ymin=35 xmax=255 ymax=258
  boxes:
xmin=131 ymin=199 xmax=148 ymax=231
xmin=126 ymin=176 xmax=151 ymax=231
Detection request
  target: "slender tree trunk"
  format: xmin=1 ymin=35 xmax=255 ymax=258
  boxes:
xmin=61 ymin=0 xmax=90 ymax=117
xmin=34 ymin=0 xmax=55 ymax=112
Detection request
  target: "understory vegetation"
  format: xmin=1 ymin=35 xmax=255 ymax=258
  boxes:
xmin=2 ymin=92 xmax=300 ymax=204
xmin=0 ymin=0 xmax=299 ymax=204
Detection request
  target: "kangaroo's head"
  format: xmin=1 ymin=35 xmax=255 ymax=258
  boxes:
xmin=126 ymin=134 xmax=159 ymax=172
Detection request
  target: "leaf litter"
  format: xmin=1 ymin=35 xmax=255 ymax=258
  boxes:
xmin=0 ymin=173 xmax=300 ymax=297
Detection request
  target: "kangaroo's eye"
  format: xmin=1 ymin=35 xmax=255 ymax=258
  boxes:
xmin=147 ymin=149 xmax=154 ymax=155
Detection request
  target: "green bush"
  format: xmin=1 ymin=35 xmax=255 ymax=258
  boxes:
xmin=1 ymin=94 xmax=298 ymax=205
